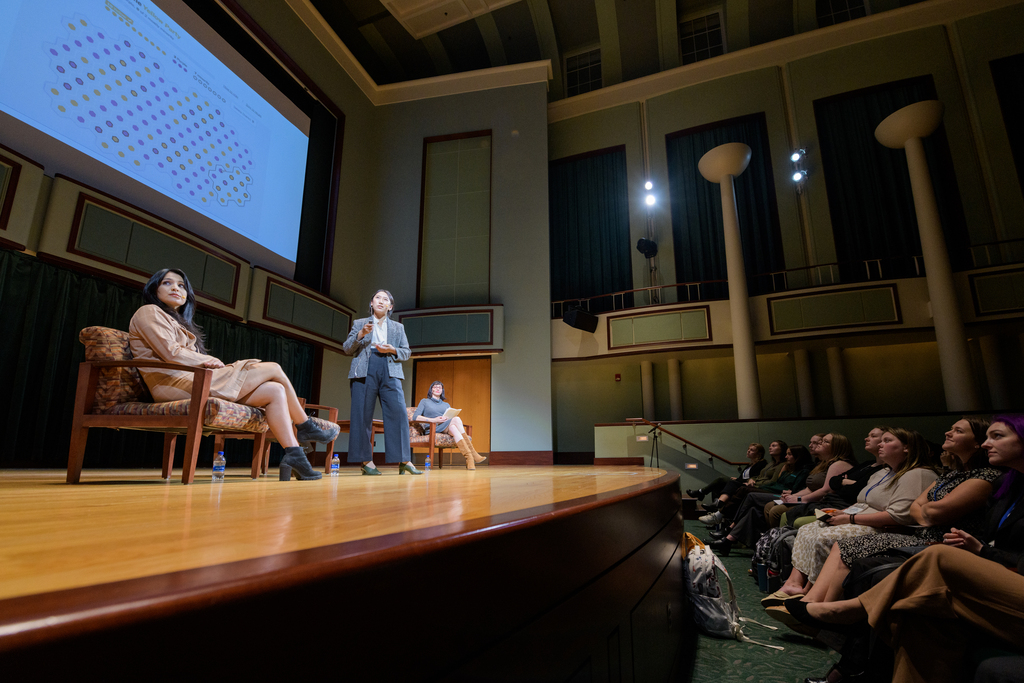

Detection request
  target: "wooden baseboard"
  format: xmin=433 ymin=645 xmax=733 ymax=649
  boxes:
xmin=594 ymin=457 xmax=645 ymax=466
xmin=488 ymin=451 xmax=554 ymax=465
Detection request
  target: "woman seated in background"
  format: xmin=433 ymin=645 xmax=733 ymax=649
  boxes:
xmin=705 ymin=444 xmax=814 ymax=555
xmin=688 ymin=442 xmax=770 ymax=508
xmin=784 ymin=417 xmax=999 ymax=607
xmin=129 ymin=269 xmax=338 ymax=481
xmin=780 ymin=427 xmax=889 ymax=527
xmin=763 ymin=432 xmax=857 ymax=529
xmin=411 ymin=380 xmax=485 ymax=470
xmin=788 ymin=415 xmax=1024 ymax=683
xmin=766 ymin=428 xmax=940 ymax=605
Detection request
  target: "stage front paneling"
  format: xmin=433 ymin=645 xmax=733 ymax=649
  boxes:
xmin=0 ymin=467 xmax=687 ymax=681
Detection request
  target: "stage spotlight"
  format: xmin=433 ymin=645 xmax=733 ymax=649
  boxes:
xmin=792 ymin=170 xmax=808 ymax=183
xmin=645 ymin=194 xmax=656 ymax=206
xmin=644 ymin=180 xmax=653 ymax=190
xmin=790 ymin=148 xmax=806 ymax=162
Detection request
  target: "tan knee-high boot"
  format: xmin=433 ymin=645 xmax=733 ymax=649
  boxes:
xmin=465 ymin=436 xmax=485 ymax=463
xmin=456 ymin=438 xmax=476 ymax=470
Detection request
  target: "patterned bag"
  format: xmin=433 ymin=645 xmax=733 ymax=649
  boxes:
xmin=683 ymin=533 xmax=784 ymax=648
xmin=683 ymin=532 xmax=743 ymax=639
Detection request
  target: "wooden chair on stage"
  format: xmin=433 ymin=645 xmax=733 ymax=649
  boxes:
xmin=213 ymin=400 xmax=339 ymax=475
xmin=67 ymin=326 xmax=270 ymax=485
xmin=406 ymin=406 xmax=472 ymax=469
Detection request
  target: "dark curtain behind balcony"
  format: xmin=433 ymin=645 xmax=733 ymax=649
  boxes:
xmin=665 ymin=112 xmax=784 ymax=299
xmin=0 ymin=249 xmax=313 ymax=468
xmin=814 ymin=76 xmax=970 ymax=281
xmin=991 ymin=52 xmax=1024 ymax=195
xmin=549 ymin=146 xmax=634 ymax=314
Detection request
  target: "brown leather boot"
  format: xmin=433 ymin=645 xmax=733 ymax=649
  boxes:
xmin=465 ymin=437 xmax=486 ymax=464
xmin=456 ymin=438 xmax=476 ymax=470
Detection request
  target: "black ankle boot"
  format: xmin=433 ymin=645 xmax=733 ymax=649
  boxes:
xmin=709 ymin=538 xmax=732 ymax=556
xmin=279 ymin=447 xmax=322 ymax=480
xmin=295 ymin=417 xmax=341 ymax=444
xmin=686 ymin=488 xmax=705 ymax=499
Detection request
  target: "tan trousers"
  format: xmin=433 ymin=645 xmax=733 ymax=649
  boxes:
xmin=858 ymin=544 xmax=1024 ymax=683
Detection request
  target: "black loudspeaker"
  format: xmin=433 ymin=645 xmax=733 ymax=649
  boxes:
xmin=562 ymin=308 xmax=598 ymax=333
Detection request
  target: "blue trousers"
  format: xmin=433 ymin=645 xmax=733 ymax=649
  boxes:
xmin=348 ymin=350 xmax=410 ymax=463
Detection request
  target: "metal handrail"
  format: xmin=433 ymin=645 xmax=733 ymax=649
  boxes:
xmin=626 ymin=418 xmax=746 ymax=466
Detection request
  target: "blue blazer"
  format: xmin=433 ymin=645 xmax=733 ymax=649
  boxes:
xmin=343 ymin=316 xmax=410 ymax=380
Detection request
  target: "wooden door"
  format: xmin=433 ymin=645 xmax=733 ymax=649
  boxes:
xmin=413 ymin=358 xmax=490 ymax=454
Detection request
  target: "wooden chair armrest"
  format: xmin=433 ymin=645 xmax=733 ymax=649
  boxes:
xmin=89 ymin=359 xmax=215 ymax=374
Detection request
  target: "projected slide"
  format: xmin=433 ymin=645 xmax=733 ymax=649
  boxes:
xmin=0 ymin=0 xmax=309 ymax=261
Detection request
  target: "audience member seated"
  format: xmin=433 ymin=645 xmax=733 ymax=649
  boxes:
xmin=790 ymin=414 xmax=1024 ymax=683
xmin=704 ymin=444 xmax=814 ymax=555
xmin=689 ymin=442 xmax=785 ymax=511
xmin=787 ymin=418 xmax=998 ymax=607
xmin=763 ymin=433 xmax=857 ymax=529
xmin=765 ymin=427 xmax=939 ymax=606
xmin=781 ymin=427 xmax=889 ymax=526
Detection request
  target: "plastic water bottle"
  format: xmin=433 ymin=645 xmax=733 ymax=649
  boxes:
xmin=330 ymin=453 xmax=340 ymax=476
xmin=212 ymin=450 xmax=226 ymax=482
xmin=424 ymin=455 xmax=432 ymax=471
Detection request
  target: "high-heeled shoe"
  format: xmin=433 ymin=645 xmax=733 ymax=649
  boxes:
xmin=361 ymin=464 xmax=382 ymax=476
xmin=398 ymin=462 xmax=424 ymax=475
xmin=279 ymin=447 xmax=323 ymax=481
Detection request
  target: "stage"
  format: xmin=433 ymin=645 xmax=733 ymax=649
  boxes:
xmin=0 ymin=466 xmax=687 ymax=680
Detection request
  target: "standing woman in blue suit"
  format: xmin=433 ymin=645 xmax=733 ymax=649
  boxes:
xmin=344 ymin=289 xmax=422 ymax=475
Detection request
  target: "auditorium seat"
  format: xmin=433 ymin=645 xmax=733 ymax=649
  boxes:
xmin=66 ymin=326 xmax=270 ymax=484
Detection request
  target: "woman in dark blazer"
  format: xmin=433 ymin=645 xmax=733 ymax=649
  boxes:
xmin=343 ymin=289 xmax=422 ymax=475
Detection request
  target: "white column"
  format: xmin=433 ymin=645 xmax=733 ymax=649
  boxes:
xmin=980 ymin=335 xmax=1009 ymax=410
xmin=641 ymin=360 xmax=655 ymax=421
xmin=826 ymin=346 xmax=849 ymax=416
xmin=875 ymin=101 xmax=981 ymax=411
xmin=668 ymin=358 xmax=683 ymax=421
xmin=699 ymin=143 xmax=763 ymax=419
xmin=793 ymin=349 xmax=816 ymax=417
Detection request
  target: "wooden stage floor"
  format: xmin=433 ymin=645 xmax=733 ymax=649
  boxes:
xmin=0 ymin=466 xmax=686 ymax=680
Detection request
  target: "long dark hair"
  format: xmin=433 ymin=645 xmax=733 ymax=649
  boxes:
xmin=426 ymin=381 xmax=446 ymax=401
xmin=884 ymin=427 xmax=941 ymax=488
xmin=142 ymin=268 xmax=207 ymax=353
xmin=784 ymin=445 xmax=813 ymax=472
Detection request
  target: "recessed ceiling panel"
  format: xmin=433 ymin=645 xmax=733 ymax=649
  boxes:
xmin=436 ymin=15 xmax=492 ymax=72
xmin=375 ymin=16 xmax=439 ymax=80
xmin=382 ymin=0 xmax=523 ymax=39
xmin=491 ymin=1 xmax=542 ymax=65
xmin=549 ymin=0 xmax=600 ymax=54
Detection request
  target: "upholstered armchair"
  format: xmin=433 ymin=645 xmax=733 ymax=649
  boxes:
xmin=67 ymin=326 xmax=270 ymax=484
xmin=406 ymin=406 xmax=472 ymax=469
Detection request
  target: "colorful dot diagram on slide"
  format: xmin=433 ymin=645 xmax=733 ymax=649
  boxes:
xmin=0 ymin=0 xmax=309 ymax=260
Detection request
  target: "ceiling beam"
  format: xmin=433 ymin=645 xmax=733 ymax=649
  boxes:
xmin=475 ymin=13 xmax=509 ymax=67
xmin=594 ymin=0 xmax=622 ymax=87
xmin=525 ymin=0 xmax=562 ymax=100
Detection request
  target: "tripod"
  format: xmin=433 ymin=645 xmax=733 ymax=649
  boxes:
xmin=648 ymin=423 xmax=661 ymax=468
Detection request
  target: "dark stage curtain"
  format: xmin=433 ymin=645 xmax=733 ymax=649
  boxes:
xmin=549 ymin=146 xmax=634 ymax=313
xmin=0 ymin=249 xmax=314 ymax=469
xmin=814 ymin=76 xmax=970 ymax=281
xmin=665 ymin=113 xmax=785 ymax=299
xmin=991 ymin=52 xmax=1024 ymax=195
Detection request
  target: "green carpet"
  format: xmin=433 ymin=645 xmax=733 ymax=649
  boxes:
xmin=686 ymin=543 xmax=841 ymax=683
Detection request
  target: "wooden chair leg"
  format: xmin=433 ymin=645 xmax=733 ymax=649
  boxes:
xmin=66 ymin=426 xmax=89 ymax=484
xmin=66 ymin=363 xmax=96 ymax=484
xmin=262 ymin=439 xmax=271 ymax=475
xmin=251 ymin=432 xmax=267 ymax=479
xmin=162 ymin=434 xmax=177 ymax=479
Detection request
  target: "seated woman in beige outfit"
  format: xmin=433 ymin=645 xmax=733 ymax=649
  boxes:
xmin=129 ymin=268 xmax=338 ymax=481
